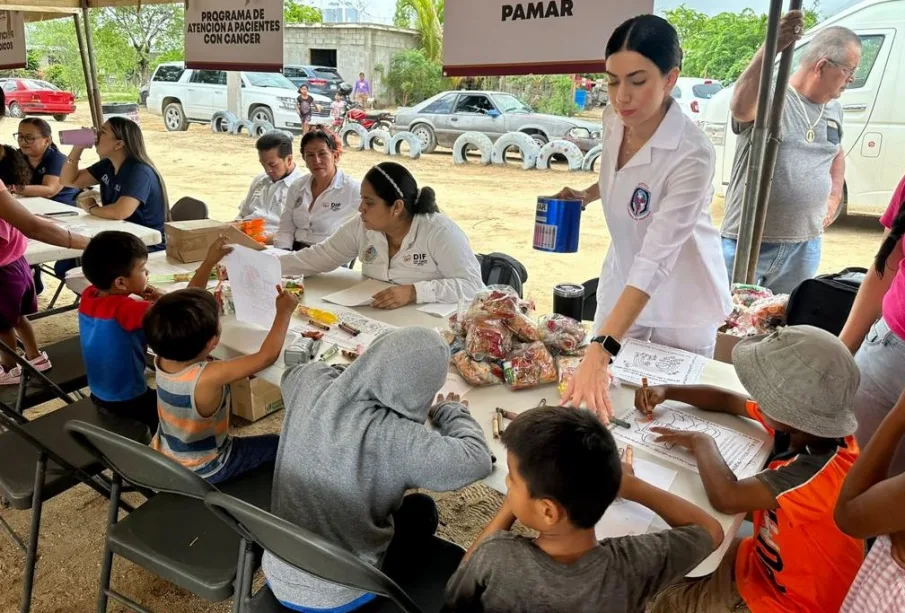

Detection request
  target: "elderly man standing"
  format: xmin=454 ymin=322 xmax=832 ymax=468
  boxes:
xmin=721 ymin=11 xmax=861 ymax=294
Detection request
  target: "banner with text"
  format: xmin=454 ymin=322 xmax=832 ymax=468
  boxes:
xmin=444 ymin=0 xmax=653 ymax=77
xmin=185 ymin=0 xmax=283 ymax=72
xmin=0 ymin=12 xmax=26 ymax=71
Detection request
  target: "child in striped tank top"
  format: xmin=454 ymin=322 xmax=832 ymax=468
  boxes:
xmin=144 ymin=284 xmax=298 ymax=483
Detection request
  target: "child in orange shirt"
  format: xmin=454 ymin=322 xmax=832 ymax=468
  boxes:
xmin=642 ymin=326 xmax=864 ymax=613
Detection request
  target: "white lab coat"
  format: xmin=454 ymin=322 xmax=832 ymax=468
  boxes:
xmin=593 ymin=102 xmax=732 ymax=332
xmin=279 ymin=213 xmax=484 ymax=304
xmin=235 ymin=166 xmax=304 ymax=234
xmin=273 ymin=169 xmax=361 ymax=249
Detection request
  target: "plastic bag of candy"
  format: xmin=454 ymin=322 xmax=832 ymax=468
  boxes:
xmin=466 ymin=318 xmax=513 ymax=361
xmin=452 ymin=351 xmax=504 ymax=387
xmin=503 ymin=342 xmax=558 ymax=391
xmin=538 ymin=314 xmax=586 ymax=354
xmin=749 ymin=294 xmax=788 ymax=331
xmin=557 ymin=355 xmax=583 ymax=394
xmin=281 ymin=276 xmax=305 ymax=296
xmin=466 ymin=286 xmax=522 ymax=321
xmin=505 ymin=312 xmax=540 ymax=342
xmin=731 ymin=283 xmax=773 ymax=308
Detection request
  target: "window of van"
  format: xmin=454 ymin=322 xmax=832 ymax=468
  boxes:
xmin=190 ymin=70 xmax=226 ymax=85
xmin=791 ymin=34 xmax=885 ymax=90
xmin=153 ymin=65 xmax=184 ymax=82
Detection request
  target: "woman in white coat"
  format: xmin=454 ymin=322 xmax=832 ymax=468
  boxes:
xmin=274 ymin=128 xmax=361 ymax=251
xmin=279 ymin=161 xmax=483 ymax=309
xmin=559 ymin=14 xmax=731 ymax=418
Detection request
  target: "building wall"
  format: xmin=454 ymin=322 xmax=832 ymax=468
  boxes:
xmin=284 ymin=24 xmax=418 ymax=104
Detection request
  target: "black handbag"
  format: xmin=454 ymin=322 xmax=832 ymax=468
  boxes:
xmin=785 ymin=267 xmax=867 ymax=335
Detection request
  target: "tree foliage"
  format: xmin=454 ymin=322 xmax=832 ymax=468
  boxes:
xmin=393 ymin=0 xmax=443 ymax=62
xmin=665 ymin=5 xmax=821 ymax=83
xmin=285 ymin=1 xmax=323 ymax=24
xmin=383 ymin=48 xmax=445 ymax=106
xmin=99 ymin=6 xmax=184 ymax=84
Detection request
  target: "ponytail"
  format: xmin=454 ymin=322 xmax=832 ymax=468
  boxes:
xmin=413 ymin=185 xmax=439 ymax=215
xmin=876 ymin=199 xmax=905 ymax=278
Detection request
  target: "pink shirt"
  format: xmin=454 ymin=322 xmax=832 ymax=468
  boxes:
xmin=0 ymin=180 xmax=27 ymax=268
xmin=880 ymin=174 xmax=905 ymax=339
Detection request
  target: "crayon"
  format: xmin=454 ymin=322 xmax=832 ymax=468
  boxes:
xmin=302 ymin=330 xmax=325 ymax=341
xmin=492 ymin=412 xmax=501 ymax=439
xmin=308 ymin=319 xmax=330 ymax=331
xmin=341 ymin=349 xmax=359 ymax=361
xmin=610 ymin=416 xmax=631 ymax=429
xmin=318 ymin=343 xmax=339 ymax=362
xmin=497 ymin=408 xmax=520 ymax=421
xmin=338 ymin=321 xmax=361 ymax=337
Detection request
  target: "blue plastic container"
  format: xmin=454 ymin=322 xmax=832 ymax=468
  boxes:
xmin=574 ymin=89 xmax=588 ymax=108
xmin=533 ymin=197 xmax=582 ymax=253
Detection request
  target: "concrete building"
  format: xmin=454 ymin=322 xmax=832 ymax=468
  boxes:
xmin=283 ymin=23 xmax=418 ymax=104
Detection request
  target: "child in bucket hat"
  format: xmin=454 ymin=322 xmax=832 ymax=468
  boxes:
xmin=638 ymin=325 xmax=865 ymax=613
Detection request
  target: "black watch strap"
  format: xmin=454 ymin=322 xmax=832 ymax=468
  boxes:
xmin=591 ymin=335 xmax=622 ymax=359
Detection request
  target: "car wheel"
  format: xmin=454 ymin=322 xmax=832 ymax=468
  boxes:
xmin=163 ymin=102 xmax=188 ymax=132
xmin=526 ymin=132 xmax=548 ymax=148
xmin=411 ymin=124 xmax=437 ymax=154
xmin=53 ymin=114 xmax=68 ymax=122
xmin=8 ymin=102 xmax=23 ymax=119
xmin=250 ymin=106 xmax=274 ymax=125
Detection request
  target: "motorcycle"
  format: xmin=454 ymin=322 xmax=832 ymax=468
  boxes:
xmin=343 ymin=103 xmax=394 ymax=132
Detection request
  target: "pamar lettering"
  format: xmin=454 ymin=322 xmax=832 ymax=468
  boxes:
xmin=502 ymin=0 xmax=574 ymax=22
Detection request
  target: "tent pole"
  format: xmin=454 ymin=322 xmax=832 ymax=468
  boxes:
xmin=746 ymin=0 xmax=804 ymax=278
xmin=731 ymin=0 xmax=785 ymax=285
xmin=72 ymin=13 xmax=98 ymax=130
xmin=80 ymin=2 xmax=103 ymax=129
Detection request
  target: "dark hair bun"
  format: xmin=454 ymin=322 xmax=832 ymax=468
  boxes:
xmin=413 ymin=186 xmax=438 ymax=215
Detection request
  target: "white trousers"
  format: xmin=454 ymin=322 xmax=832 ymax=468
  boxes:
xmin=626 ymin=323 xmax=719 ymax=359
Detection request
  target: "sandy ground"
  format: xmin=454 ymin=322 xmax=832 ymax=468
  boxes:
xmin=0 ymin=106 xmax=886 ymax=612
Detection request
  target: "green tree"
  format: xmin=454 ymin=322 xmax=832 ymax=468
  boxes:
xmin=393 ymin=0 xmax=443 ymax=62
xmin=27 ymin=18 xmax=90 ymax=96
xmin=665 ymin=5 xmax=821 ymax=83
xmin=383 ymin=48 xmax=444 ymax=105
xmin=285 ymin=1 xmax=323 ymax=24
xmin=99 ymin=6 xmax=184 ymax=85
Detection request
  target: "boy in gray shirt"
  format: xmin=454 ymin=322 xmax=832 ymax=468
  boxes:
xmin=445 ymin=406 xmax=723 ymax=613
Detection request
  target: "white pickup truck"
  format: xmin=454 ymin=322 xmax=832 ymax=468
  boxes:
xmin=147 ymin=61 xmax=330 ymax=132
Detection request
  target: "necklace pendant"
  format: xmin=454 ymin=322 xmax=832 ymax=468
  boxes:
xmin=806 ymin=129 xmax=816 ymax=143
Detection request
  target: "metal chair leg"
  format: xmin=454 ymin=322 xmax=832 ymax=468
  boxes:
xmin=21 ymin=455 xmax=48 ymax=613
xmin=96 ymin=476 xmax=121 ymax=613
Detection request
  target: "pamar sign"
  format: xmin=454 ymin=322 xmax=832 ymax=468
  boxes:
xmin=185 ymin=0 xmax=283 ymax=72
xmin=444 ymin=0 xmax=653 ymax=77
xmin=0 ymin=12 xmax=26 ymax=71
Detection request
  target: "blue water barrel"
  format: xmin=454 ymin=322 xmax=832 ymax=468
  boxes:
xmin=574 ymin=89 xmax=588 ymax=108
xmin=533 ymin=197 xmax=582 ymax=253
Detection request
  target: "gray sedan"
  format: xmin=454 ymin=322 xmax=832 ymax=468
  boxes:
xmin=394 ymin=90 xmax=602 ymax=154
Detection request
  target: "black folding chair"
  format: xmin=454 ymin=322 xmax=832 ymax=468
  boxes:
xmin=0 ymin=398 xmax=149 ymax=613
xmin=582 ymin=278 xmax=599 ymax=322
xmin=170 ymin=197 xmax=210 ymax=221
xmin=204 ymin=492 xmax=464 ymax=613
xmin=65 ymin=420 xmax=273 ymax=613
xmin=0 ymin=337 xmax=88 ymax=415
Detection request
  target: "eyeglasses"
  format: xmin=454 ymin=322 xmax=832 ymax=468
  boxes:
xmin=13 ymin=133 xmax=38 ymax=144
xmin=826 ymin=58 xmax=858 ymax=79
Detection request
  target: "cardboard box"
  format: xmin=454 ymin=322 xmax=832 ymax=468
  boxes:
xmin=165 ymin=219 xmax=265 ymax=263
xmin=714 ymin=328 xmax=744 ymax=365
xmin=230 ymin=376 xmax=284 ymax=422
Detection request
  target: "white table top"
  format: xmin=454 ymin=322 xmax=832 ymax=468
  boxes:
xmin=142 ymin=255 xmax=765 ymax=577
xmin=21 ymin=196 xmax=163 ymax=265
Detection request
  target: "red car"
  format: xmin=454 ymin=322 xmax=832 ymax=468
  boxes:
xmin=0 ymin=78 xmax=76 ymax=122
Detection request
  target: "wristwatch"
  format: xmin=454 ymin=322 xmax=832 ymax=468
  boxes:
xmin=590 ymin=335 xmax=622 ymax=362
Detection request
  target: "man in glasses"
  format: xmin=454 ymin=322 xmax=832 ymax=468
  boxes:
xmin=721 ymin=12 xmax=862 ymax=294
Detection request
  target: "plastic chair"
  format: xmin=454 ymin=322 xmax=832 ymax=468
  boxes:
xmin=206 ymin=492 xmax=460 ymax=613
xmin=64 ymin=420 xmax=273 ymax=613
xmin=0 ymin=398 xmax=149 ymax=613
xmin=170 ymin=197 xmax=209 ymax=221
xmin=582 ymin=278 xmax=599 ymax=322
xmin=0 ymin=337 xmax=88 ymax=415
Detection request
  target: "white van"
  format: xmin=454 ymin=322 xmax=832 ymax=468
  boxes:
xmin=700 ymin=0 xmax=905 ymax=216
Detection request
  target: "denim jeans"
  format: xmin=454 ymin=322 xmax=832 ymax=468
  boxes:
xmin=207 ymin=434 xmax=279 ymax=485
xmin=722 ymin=237 xmax=822 ymax=295
xmin=854 ymin=317 xmax=905 ymax=476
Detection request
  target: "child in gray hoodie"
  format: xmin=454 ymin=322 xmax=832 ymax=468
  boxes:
xmin=263 ymin=326 xmax=493 ymax=611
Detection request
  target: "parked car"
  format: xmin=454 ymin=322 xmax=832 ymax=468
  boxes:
xmin=0 ymin=78 xmax=76 ymax=122
xmin=138 ymin=82 xmax=149 ymax=107
xmin=673 ymin=77 xmax=722 ymax=126
xmin=700 ymin=0 xmax=905 ymax=216
xmin=147 ymin=61 xmax=330 ymax=132
xmin=283 ymin=65 xmax=348 ymax=99
xmin=394 ymin=90 xmax=602 ymax=154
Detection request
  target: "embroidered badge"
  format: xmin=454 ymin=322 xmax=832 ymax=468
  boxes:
xmin=628 ymin=184 xmax=652 ymax=220
xmin=362 ymin=245 xmax=378 ymax=263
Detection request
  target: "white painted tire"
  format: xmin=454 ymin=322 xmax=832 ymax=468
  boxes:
xmin=228 ymin=118 xmax=254 ymax=136
xmin=492 ymin=132 xmax=541 ymax=170
xmin=582 ymin=144 xmax=603 ymax=172
xmin=536 ymin=140 xmax=584 ymax=171
xmin=453 ymin=132 xmax=493 ymax=165
xmin=211 ymin=111 xmax=237 ymax=133
xmin=340 ymin=123 xmax=369 ymax=151
xmin=388 ymin=132 xmax=422 ymax=159
xmin=366 ymin=129 xmax=391 ymax=155
xmin=251 ymin=120 xmax=274 ymax=138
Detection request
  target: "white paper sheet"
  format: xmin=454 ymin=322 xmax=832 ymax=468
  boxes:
xmin=417 ymin=303 xmax=458 ymax=318
xmin=322 ymin=279 xmax=395 ymax=307
xmin=596 ymin=458 xmax=677 ymax=538
xmin=291 ymin=306 xmax=398 ymax=356
xmin=224 ymin=245 xmax=282 ymax=329
xmin=611 ymin=402 xmax=769 ymax=477
xmin=611 ymin=338 xmax=706 ymax=386
xmin=438 ymin=371 xmax=473 ymax=399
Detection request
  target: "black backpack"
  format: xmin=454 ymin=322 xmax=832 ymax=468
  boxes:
xmin=785 ymin=267 xmax=867 ymax=335
xmin=476 ymin=252 xmax=529 ymax=298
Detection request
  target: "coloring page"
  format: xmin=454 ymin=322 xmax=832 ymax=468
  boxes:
xmin=611 ymin=338 xmax=706 ymax=386
xmin=224 ymin=245 xmax=281 ymax=329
